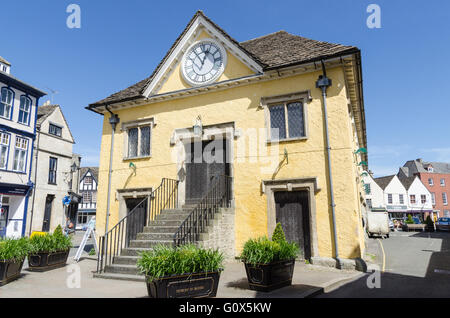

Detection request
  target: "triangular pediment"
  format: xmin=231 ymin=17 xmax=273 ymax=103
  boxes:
xmin=143 ymin=11 xmax=263 ymax=97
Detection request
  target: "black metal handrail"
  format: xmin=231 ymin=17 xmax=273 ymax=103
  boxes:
xmin=173 ymin=175 xmax=232 ymax=246
xmin=97 ymin=178 xmax=178 ymax=273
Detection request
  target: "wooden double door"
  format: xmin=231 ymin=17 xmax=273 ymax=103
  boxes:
xmin=274 ymin=190 xmax=311 ymax=260
xmin=185 ymin=139 xmax=229 ymax=205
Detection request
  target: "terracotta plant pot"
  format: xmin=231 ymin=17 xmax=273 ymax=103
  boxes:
xmin=244 ymin=259 xmax=295 ymax=292
xmin=27 ymin=249 xmax=70 ymax=272
xmin=145 ymin=271 xmax=221 ymax=298
xmin=0 ymin=259 xmax=24 ymax=286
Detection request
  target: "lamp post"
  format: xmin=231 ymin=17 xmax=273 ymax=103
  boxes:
xmin=104 ymin=106 xmax=120 ymax=236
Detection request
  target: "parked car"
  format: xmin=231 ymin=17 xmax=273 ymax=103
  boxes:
xmin=436 ymin=217 xmax=450 ymax=231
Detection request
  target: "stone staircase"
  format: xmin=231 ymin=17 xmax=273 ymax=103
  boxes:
xmin=94 ymin=207 xmax=195 ymax=282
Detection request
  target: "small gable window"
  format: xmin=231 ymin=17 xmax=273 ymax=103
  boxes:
xmin=18 ymin=96 xmax=31 ymax=124
xmin=84 ymin=176 xmax=93 ymax=185
xmin=49 ymin=123 xmax=62 ymax=137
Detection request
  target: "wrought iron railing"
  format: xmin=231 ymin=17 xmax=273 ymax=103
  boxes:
xmin=173 ymin=175 xmax=232 ymax=246
xmin=97 ymin=178 xmax=178 ymax=273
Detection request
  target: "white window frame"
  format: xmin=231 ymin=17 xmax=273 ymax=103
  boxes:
xmin=83 ymin=191 xmax=92 ymax=203
xmin=0 ymin=87 xmax=14 ymax=119
xmin=18 ymin=95 xmax=31 ymax=125
xmin=12 ymin=136 xmax=28 ymax=172
xmin=399 ymin=194 xmax=404 ymax=205
xmin=432 ymin=192 xmax=436 ymax=205
xmin=410 ymin=195 xmax=416 ymax=204
xmin=388 ymin=194 xmax=393 ymax=204
xmin=122 ymin=118 xmax=154 ymax=160
xmin=0 ymin=132 xmax=10 ymax=169
xmin=443 ymin=192 xmax=448 ymax=206
xmin=421 ymin=195 xmax=426 ymax=204
xmin=440 ymin=179 xmax=446 ymax=187
xmin=428 ymin=178 xmax=434 ymax=186
xmin=261 ymin=91 xmax=311 ymax=143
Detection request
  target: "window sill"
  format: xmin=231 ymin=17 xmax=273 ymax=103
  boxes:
xmin=123 ymin=155 xmax=151 ymax=161
xmin=48 ymin=182 xmax=57 ymax=186
xmin=266 ymin=136 xmax=307 ymax=144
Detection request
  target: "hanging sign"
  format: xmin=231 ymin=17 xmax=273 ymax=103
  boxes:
xmin=62 ymin=196 xmax=71 ymax=206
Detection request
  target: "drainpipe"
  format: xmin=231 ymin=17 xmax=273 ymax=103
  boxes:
xmin=104 ymin=105 xmax=120 ymax=236
xmin=316 ymin=60 xmax=342 ymax=269
xmin=28 ymin=124 xmax=41 ymax=236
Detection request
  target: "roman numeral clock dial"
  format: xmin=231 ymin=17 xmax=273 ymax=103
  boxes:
xmin=181 ymin=39 xmax=227 ymax=87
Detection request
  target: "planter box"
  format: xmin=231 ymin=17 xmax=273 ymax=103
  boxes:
xmin=402 ymin=224 xmax=426 ymax=232
xmin=27 ymin=249 xmax=70 ymax=272
xmin=0 ymin=259 xmax=24 ymax=286
xmin=244 ymin=259 xmax=295 ymax=292
xmin=145 ymin=271 xmax=221 ymax=298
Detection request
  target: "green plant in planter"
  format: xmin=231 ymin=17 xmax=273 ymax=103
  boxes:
xmin=272 ymin=223 xmax=286 ymax=243
xmin=0 ymin=238 xmax=30 ymax=262
xmin=405 ymin=214 xmax=414 ymax=224
xmin=240 ymin=237 xmax=298 ymax=265
xmin=137 ymin=245 xmax=224 ymax=282
xmin=29 ymin=231 xmax=72 ymax=254
xmin=53 ymin=225 xmax=64 ymax=237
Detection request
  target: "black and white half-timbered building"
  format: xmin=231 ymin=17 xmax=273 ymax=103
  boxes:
xmin=77 ymin=167 xmax=98 ymax=229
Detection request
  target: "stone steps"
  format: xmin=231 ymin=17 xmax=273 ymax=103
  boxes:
xmin=105 ymin=264 xmax=143 ymax=276
xmin=95 ymin=206 xmax=211 ymax=283
xmin=93 ymin=272 xmax=145 ymax=282
xmin=136 ymin=232 xmax=174 ymax=241
xmin=113 ymin=255 xmax=139 ymax=265
xmin=143 ymin=226 xmax=180 ymax=233
xmin=129 ymin=240 xmax=173 ymax=248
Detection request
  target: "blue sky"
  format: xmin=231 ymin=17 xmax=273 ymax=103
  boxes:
xmin=1 ymin=0 xmax=449 ymax=176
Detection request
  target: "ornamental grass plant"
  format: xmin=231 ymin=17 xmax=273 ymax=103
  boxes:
xmin=0 ymin=237 xmax=30 ymax=262
xmin=28 ymin=227 xmax=72 ymax=254
xmin=240 ymin=224 xmax=298 ymax=265
xmin=137 ymin=244 xmax=224 ymax=281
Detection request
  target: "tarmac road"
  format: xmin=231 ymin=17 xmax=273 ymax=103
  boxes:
xmin=317 ymin=230 xmax=450 ymax=298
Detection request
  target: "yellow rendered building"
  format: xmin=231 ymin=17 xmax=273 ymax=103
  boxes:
xmin=88 ymin=11 xmax=368 ymax=270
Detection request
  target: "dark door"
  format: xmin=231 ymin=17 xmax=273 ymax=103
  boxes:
xmin=274 ymin=191 xmax=311 ymax=260
xmin=42 ymin=195 xmax=54 ymax=232
xmin=185 ymin=139 xmax=228 ymax=204
xmin=0 ymin=206 xmax=9 ymax=238
xmin=125 ymin=198 xmax=148 ymax=244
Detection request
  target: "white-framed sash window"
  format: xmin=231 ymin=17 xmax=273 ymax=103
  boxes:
xmin=0 ymin=132 xmax=10 ymax=169
xmin=0 ymin=87 xmax=13 ymax=119
xmin=12 ymin=136 xmax=28 ymax=172
xmin=18 ymin=95 xmax=31 ymax=124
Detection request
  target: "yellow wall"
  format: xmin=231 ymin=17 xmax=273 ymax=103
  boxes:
xmin=95 ymin=53 xmax=366 ymax=259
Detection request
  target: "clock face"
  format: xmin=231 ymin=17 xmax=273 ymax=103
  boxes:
xmin=181 ymin=39 xmax=227 ymax=86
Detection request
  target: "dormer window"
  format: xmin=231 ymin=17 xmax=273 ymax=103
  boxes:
xmin=49 ymin=123 xmax=62 ymax=137
xmin=428 ymin=166 xmax=434 ymax=172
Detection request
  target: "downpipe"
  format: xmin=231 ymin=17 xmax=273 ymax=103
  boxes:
xmin=316 ymin=60 xmax=342 ymax=269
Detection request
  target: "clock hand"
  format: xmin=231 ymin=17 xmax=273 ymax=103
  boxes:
xmin=201 ymin=49 xmax=209 ymax=67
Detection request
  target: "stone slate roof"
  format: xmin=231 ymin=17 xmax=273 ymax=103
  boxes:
xmin=374 ymin=175 xmax=396 ymax=190
xmin=398 ymin=176 xmax=416 ymax=190
xmin=88 ymin=11 xmax=358 ymax=109
xmin=80 ymin=167 xmax=99 ymax=183
xmin=240 ymin=31 xmax=356 ymax=69
xmin=37 ymin=105 xmax=58 ymax=125
xmin=0 ymin=56 xmax=10 ymax=66
xmin=402 ymin=159 xmax=450 ymax=176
